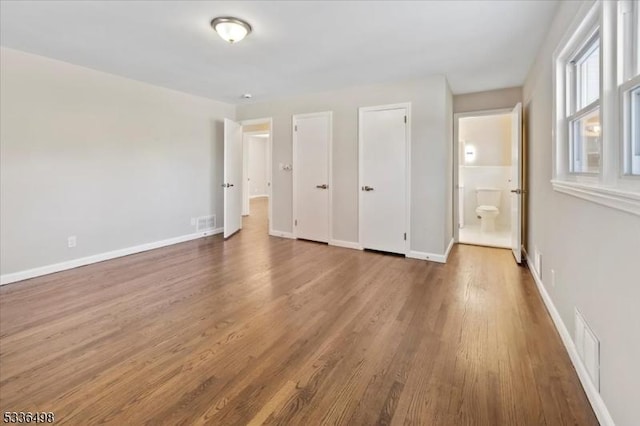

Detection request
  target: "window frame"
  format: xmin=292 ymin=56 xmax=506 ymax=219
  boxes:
xmin=621 ymin=75 xmax=640 ymax=176
xmin=569 ymin=31 xmax=601 ymax=115
xmin=618 ymin=0 xmax=639 ymax=83
xmin=568 ymin=101 xmax=601 ymax=174
xmin=552 ymin=0 xmax=640 ymax=216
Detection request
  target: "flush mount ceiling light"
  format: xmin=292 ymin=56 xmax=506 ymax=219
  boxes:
xmin=211 ymin=17 xmax=252 ymax=44
xmin=242 ymin=93 xmax=252 ymax=99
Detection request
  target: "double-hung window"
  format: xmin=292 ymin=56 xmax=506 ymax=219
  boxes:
xmin=619 ymin=0 xmax=640 ymax=175
xmin=553 ymin=1 xmax=640 ymax=216
xmin=567 ymin=32 xmax=601 ymax=174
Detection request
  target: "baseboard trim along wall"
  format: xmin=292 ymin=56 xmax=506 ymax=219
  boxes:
xmin=407 ymin=251 xmax=445 ymax=263
xmin=328 ymin=239 xmax=363 ymax=250
xmin=0 ymin=227 xmax=224 ymax=286
xmin=525 ymin=255 xmax=615 ymax=426
xmin=445 ymin=238 xmax=455 ymax=261
xmin=269 ymin=230 xmax=296 ymax=239
xmin=406 ymin=239 xmax=455 ymax=264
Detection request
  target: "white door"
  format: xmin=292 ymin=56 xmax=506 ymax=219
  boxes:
xmin=293 ymin=112 xmax=331 ymax=242
xmin=359 ymin=105 xmax=408 ymax=254
xmin=510 ymin=103 xmax=523 ymax=263
xmin=224 ymin=118 xmax=243 ymax=238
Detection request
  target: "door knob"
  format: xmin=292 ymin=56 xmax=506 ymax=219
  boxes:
xmin=222 ymin=183 xmax=234 ymax=188
xmin=510 ymin=189 xmax=523 ymax=194
xmin=361 ymin=186 xmax=374 ymax=191
xmin=316 ymin=184 xmax=328 ymax=189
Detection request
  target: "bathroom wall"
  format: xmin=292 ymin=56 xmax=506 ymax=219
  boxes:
xmin=458 ymin=113 xmax=512 ymax=228
xmin=459 ymin=113 xmax=511 ymax=166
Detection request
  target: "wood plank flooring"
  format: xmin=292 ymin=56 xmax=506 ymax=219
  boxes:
xmin=0 ymin=198 xmax=597 ymax=425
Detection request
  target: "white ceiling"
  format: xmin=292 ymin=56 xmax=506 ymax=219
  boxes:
xmin=0 ymin=1 xmax=558 ymax=104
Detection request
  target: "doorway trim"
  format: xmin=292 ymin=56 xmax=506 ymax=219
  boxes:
xmin=452 ymin=107 xmax=513 ymax=244
xmin=358 ymin=102 xmax=412 ymax=255
xmin=242 ymin=130 xmax=270 ymax=217
xmin=240 ymin=117 xmax=273 ymax=236
xmin=291 ymin=111 xmax=333 ymax=242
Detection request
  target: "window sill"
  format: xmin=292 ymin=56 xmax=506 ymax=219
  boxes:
xmin=551 ymin=180 xmax=640 ymax=216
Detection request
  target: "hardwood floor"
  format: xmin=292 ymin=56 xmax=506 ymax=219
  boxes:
xmin=0 ymin=198 xmax=597 ymax=425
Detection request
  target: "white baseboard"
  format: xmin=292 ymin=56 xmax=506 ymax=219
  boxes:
xmin=250 ymin=194 xmax=269 ymax=199
xmin=0 ymin=227 xmax=223 ymax=286
xmin=406 ymin=250 xmax=446 ymax=263
xmin=444 ymin=238 xmax=455 ymax=262
xmin=269 ymin=230 xmax=295 ymax=239
xmin=329 ymin=239 xmax=363 ymax=250
xmin=526 ymin=255 xmax=615 ymax=426
xmin=406 ymin=239 xmax=455 ymax=264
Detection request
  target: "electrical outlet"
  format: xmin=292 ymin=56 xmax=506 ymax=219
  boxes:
xmin=551 ymin=269 xmax=556 ymax=287
xmin=67 ymin=236 xmax=77 ymax=248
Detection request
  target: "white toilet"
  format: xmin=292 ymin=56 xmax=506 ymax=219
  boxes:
xmin=475 ymin=187 xmax=502 ymax=233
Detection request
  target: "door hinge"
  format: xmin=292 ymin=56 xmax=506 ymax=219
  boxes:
xmin=404 ymin=116 xmax=407 ymax=124
xmin=295 ymin=125 xmax=298 ymax=131
xmin=295 ymin=219 xmax=298 ymax=226
xmin=404 ymin=232 xmax=407 ymax=241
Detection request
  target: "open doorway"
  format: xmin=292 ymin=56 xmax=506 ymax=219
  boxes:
xmin=454 ymin=109 xmax=514 ymax=249
xmin=241 ymin=118 xmax=272 ymax=234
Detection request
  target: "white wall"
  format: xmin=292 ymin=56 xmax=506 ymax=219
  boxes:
xmin=524 ymin=1 xmax=640 ymax=425
xmin=453 ymin=86 xmax=522 ymax=113
xmin=0 ymin=47 xmax=235 ymax=276
xmin=248 ymin=136 xmax=268 ymax=197
xmin=237 ymin=76 xmax=453 ymax=255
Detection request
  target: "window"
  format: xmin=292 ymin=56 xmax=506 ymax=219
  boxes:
xmin=568 ymin=34 xmax=601 ymax=174
xmin=619 ymin=0 xmax=640 ymax=175
xmin=553 ymin=1 xmax=640 ymax=216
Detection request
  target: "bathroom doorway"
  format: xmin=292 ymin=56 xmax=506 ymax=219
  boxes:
xmin=453 ymin=108 xmax=517 ymax=250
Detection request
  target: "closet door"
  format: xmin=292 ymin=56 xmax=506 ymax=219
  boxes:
xmin=359 ymin=105 xmax=409 ymax=254
xmin=293 ymin=112 xmax=332 ymax=243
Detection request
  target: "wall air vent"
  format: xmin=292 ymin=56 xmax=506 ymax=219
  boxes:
xmin=574 ymin=308 xmax=600 ymax=391
xmin=196 ymin=215 xmax=216 ymax=232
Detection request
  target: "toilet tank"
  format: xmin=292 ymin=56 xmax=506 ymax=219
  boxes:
xmin=476 ymin=187 xmax=502 ymax=207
